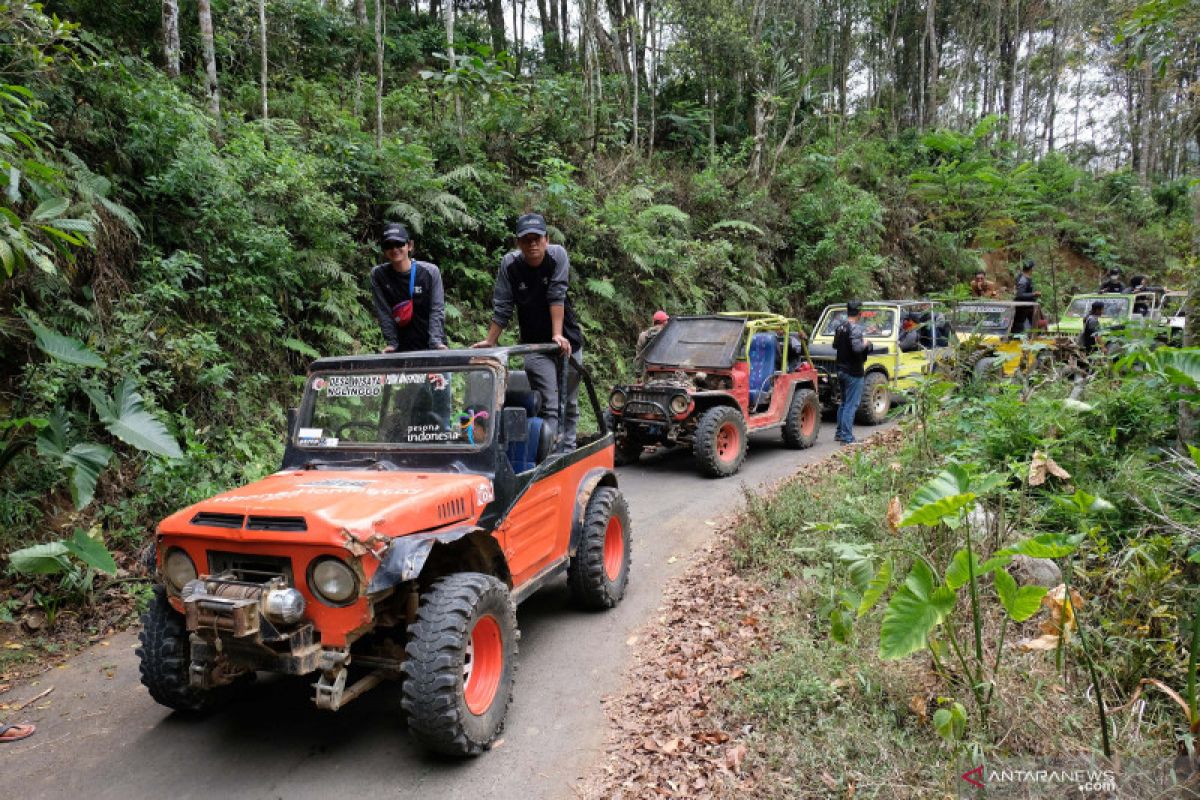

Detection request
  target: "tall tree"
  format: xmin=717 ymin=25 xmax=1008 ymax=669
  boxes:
xmin=485 ymin=0 xmax=506 ymax=55
xmin=258 ymin=0 xmax=269 ymax=126
xmin=197 ymin=0 xmax=220 ymax=118
xmin=375 ymin=0 xmax=384 ymax=146
xmin=162 ymin=0 xmax=180 ymax=78
xmin=353 ymin=0 xmax=367 ymax=119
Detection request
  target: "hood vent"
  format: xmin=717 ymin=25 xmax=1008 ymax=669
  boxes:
xmin=246 ymin=515 xmax=308 ymax=532
xmin=437 ymin=497 xmax=468 ymax=522
xmin=191 ymin=512 xmax=245 ymax=529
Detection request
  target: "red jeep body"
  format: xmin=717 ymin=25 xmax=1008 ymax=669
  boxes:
xmin=139 ymin=345 xmax=632 ymax=756
xmin=608 ymin=313 xmax=821 ymax=476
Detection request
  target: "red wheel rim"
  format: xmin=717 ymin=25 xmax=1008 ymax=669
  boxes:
xmin=603 ymin=515 xmax=624 ymax=581
xmin=463 ymin=614 xmax=503 ymax=715
xmin=801 ymin=403 xmax=816 ymax=436
xmin=716 ymin=421 xmax=740 ymax=463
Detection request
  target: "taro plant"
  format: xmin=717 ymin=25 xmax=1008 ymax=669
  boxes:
xmin=7 ymin=527 xmax=118 ymax=613
xmin=830 ymin=463 xmax=1090 ymax=732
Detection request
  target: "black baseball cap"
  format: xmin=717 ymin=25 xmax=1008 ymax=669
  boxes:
xmin=514 ymin=213 xmax=547 ymax=238
xmin=846 ymin=300 xmax=862 ymax=315
xmin=1091 ymin=300 xmax=1105 ymax=311
xmin=380 ymin=223 xmax=409 ymax=247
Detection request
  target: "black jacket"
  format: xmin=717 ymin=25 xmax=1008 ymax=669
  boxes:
xmin=370 ymin=260 xmax=447 ymax=351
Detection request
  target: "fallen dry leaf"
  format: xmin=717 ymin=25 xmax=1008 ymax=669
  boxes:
xmin=820 ymin=771 xmax=839 ymax=791
xmin=886 ymin=496 xmax=903 ymax=534
xmin=725 ymin=743 xmax=748 ymax=773
xmin=1029 ymin=451 xmax=1070 ymax=487
xmin=909 ymin=694 xmax=928 ymax=723
xmin=1018 ymin=584 xmax=1084 ymax=651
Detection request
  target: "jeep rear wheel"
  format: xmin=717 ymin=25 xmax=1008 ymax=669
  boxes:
xmin=402 ymin=573 xmax=518 ymax=757
xmin=137 ymin=589 xmax=234 ymax=714
xmin=694 ymin=406 xmax=747 ymax=478
xmin=782 ymin=388 xmax=820 ymax=449
xmin=568 ymin=487 xmax=632 ymax=609
xmin=855 ymin=372 xmax=891 ymax=425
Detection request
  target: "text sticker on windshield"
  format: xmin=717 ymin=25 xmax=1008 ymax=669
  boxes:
xmin=385 ymin=373 xmax=427 ymax=385
xmin=325 ymin=375 xmax=385 ymax=397
xmin=298 ymin=427 xmax=323 ymax=445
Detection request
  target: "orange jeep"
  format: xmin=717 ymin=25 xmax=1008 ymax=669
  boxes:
xmin=137 ymin=344 xmax=631 ymax=756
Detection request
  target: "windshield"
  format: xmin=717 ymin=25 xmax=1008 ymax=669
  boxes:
xmin=299 ymin=368 xmax=496 ymax=449
xmin=1065 ymin=296 xmax=1129 ymax=319
xmin=819 ymin=308 xmax=897 ymax=339
xmin=951 ymin=304 xmax=1012 ymax=334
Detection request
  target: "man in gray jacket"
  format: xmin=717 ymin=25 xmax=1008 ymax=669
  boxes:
xmin=833 ymin=301 xmax=873 ymax=444
xmin=472 ymin=214 xmax=584 ymax=453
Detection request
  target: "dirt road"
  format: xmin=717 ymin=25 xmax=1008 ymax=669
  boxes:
xmin=0 ymin=430 xmax=860 ymax=799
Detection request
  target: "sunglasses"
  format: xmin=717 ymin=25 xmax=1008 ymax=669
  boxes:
xmin=383 ymin=241 xmax=408 ymax=250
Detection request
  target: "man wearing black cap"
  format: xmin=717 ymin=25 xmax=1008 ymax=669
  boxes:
xmin=1099 ymin=269 xmax=1124 ymax=294
xmin=1013 ymin=260 xmax=1040 ymax=332
xmin=370 ymin=223 xmax=448 ymax=353
xmin=472 ymin=213 xmax=584 ymax=453
xmin=833 ymin=301 xmax=873 ymax=444
xmin=1079 ymin=300 xmax=1106 ymax=355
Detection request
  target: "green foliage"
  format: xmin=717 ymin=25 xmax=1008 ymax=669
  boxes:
xmin=84 ymin=378 xmax=183 ymax=460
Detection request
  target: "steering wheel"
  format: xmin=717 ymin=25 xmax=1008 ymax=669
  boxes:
xmin=334 ymin=420 xmax=377 ymax=439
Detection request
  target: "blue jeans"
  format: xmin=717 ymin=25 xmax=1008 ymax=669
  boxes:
xmin=836 ymin=370 xmax=864 ymax=442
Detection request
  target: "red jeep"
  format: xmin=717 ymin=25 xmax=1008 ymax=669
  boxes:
xmin=607 ymin=312 xmax=821 ymax=477
xmin=137 ymin=344 xmax=631 ymax=756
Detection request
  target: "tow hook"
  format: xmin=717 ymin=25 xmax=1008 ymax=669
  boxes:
xmin=313 ymin=650 xmax=394 ymax=711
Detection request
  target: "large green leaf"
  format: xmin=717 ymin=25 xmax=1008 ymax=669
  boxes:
xmin=998 ymin=532 xmax=1082 ymax=559
xmin=1153 ymin=349 xmax=1200 ymax=390
xmin=85 ymin=379 xmax=182 ymax=459
xmin=899 ymin=492 xmax=976 ymax=528
xmin=282 ymin=337 xmax=319 ymax=359
xmin=64 ymin=528 xmax=117 ymax=575
xmin=62 ymin=443 xmax=112 ymax=509
xmin=29 ymin=196 xmax=69 ymax=221
xmin=994 ymin=567 xmax=1048 ymax=621
xmin=857 ymin=558 xmax=893 ymax=617
xmin=944 ymin=548 xmax=990 ymax=591
xmin=1190 ymin=445 xmax=1200 ymax=470
xmin=26 ymin=319 xmax=106 ymax=368
xmin=880 ymin=580 xmax=957 ymax=660
xmin=8 ymin=541 xmax=70 ymax=575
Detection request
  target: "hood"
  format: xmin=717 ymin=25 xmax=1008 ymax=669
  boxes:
xmin=160 ymin=469 xmax=495 ymax=541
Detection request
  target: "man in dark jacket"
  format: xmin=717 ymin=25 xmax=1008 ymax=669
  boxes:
xmin=472 ymin=213 xmax=584 ymax=453
xmin=1013 ymin=260 xmax=1041 ymax=332
xmin=1098 ymin=269 xmax=1124 ymax=294
xmin=370 ymin=223 xmax=447 ymax=352
xmin=833 ymin=301 xmax=873 ymax=444
xmin=1079 ymin=300 xmax=1105 ymax=355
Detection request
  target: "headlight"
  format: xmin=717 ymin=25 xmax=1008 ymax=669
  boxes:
xmin=309 ymin=558 xmax=358 ymax=605
xmin=669 ymin=394 xmax=689 ymax=415
xmin=263 ymin=588 xmax=307 ymax=625
xmin=163 ymin=548 xmax=197 ymax=591
xmin=609 ymin=389 xmax=627 ymax=411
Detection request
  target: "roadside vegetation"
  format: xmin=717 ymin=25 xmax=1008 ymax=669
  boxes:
xmin=726 ymin=348 xmax=1200 ymax=794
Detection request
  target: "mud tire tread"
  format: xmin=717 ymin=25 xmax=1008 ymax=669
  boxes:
xmin=693 ymin=406 xmax=747 ymax=478
xmin=782 ymin=388 xmax=820 ymax=449
xmin=136 ymin=588 xmax=231 ymax=714
xmin=855 ymin=372 xmax=891 ymax=425
xmin=567 ymin=487 xmax=632 ymax=610
xmin=401 ymin=573 xmax=518 ymax=757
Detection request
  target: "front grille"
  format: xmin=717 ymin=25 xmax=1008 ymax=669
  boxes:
xmin=208 ymin=551 xmax=293 ymax=584
xmin=437 ymin=497 xmax=467 ymax=521
xmin=625 ymin=389 xmax=676 ymax=418
xmin=246 ymin=515 xmax=307 ymax=532
xmin=191 ymin=512 xmax=245 ymax=528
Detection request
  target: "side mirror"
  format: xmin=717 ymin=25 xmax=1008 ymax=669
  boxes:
xmin=500 ymin=407 xmax=528 ymax=444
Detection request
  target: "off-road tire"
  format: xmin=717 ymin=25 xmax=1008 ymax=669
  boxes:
xmin=567 ymin=487 xmax=632 ymax=609
xmin=855 ymin=372 xmax=891 ymax=425
xmin=782 ymin=388 xmax=820 ymax=449
xmin=137 ymin=588 xmax=232 ymax=713
xmin=693 ymin=405 xmax=747 ymax=478
xmin=613 ymin=434 xmax=643 ymax=466
xmin=402 ymin=573 xmax=518 ymax=757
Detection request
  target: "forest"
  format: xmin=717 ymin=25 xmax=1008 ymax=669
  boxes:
xmin=1 ymin=0 xmax=1198 ymax=791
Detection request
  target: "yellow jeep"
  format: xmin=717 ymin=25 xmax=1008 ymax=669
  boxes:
xmin=808 ymin=301 xmax=955 ymax=424
xmin=950 ymin=300 xmax=1067 ymax=377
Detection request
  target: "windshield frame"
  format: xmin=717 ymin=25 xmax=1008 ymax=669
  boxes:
xmin=951 ymin=303 xmax=1015 ymax=334
xmin=816 ymin=306 xmax=900 ymax=340
xmin=1064 ymin=295 xmax=1130 ymax=319
xmin=294 ymin=364 xmax=501 ymax=453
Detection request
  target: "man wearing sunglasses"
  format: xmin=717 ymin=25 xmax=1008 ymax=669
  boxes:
xmin=473 ymin=213 xmax=584 ymax=454
xmin=370 ymin=223 xmax=448 ymax=353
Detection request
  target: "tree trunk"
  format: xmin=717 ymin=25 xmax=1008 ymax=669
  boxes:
xmin=1044 ymin=13 xmax=1060 ymax=152
xmin=162 ymin=0 xmax=180 ymax=78
xmin=485 ymin=0 xmax=505 ymax=55
xmin=197 ymin=0 xmax=221 ymax=119
xmin=1139 ymin=59 xmax=1153 ymax=181
xmin=446 ymin=0 xmax=464 ymax=149
xmin=375 ymin=0 xmax=384 ymax=147
xmin=353 ymin=0 xmax=367 ymax=120
xmin=536 ymin=0 xmax=559 ymax=65
xmin=924 ymin=0 xmax=939 ymax=127
xmin=258 ymin=0 xmax=269 ymax=127
xmin=560 ymin=0 xmax=571 ymax=64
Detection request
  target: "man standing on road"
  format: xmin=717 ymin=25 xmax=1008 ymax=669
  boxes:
xmin=634 ymin=310 xmax=668 ymax=372
xmin=370 ymin=223 xmax=448 ymax=353
xmin=1013 ymin=260 xmax=1041 ymax=332
xmin=833 ymin=301 xmax=873 ymax=445
xmin=1079 ymin=300 xmax=1106 ymax=356
xmin=473 ymin=213 xmax=584 ymax=453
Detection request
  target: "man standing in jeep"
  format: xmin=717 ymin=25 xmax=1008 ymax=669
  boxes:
xmin=833 ymin=301 xmax=873 ymax=444
xmin=370 ymin=223 xmax=448 ymax=352
xmin=472 ymin=213 xmax=584 ymax=453
xmin=1013 ymin=259 xmax=1041 ymax=332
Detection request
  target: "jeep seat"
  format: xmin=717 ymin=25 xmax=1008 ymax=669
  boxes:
xmin=504 ymin=371 xmax=553 ymax=473
xmin=747 ymin=332 xmax=777 ymax=406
